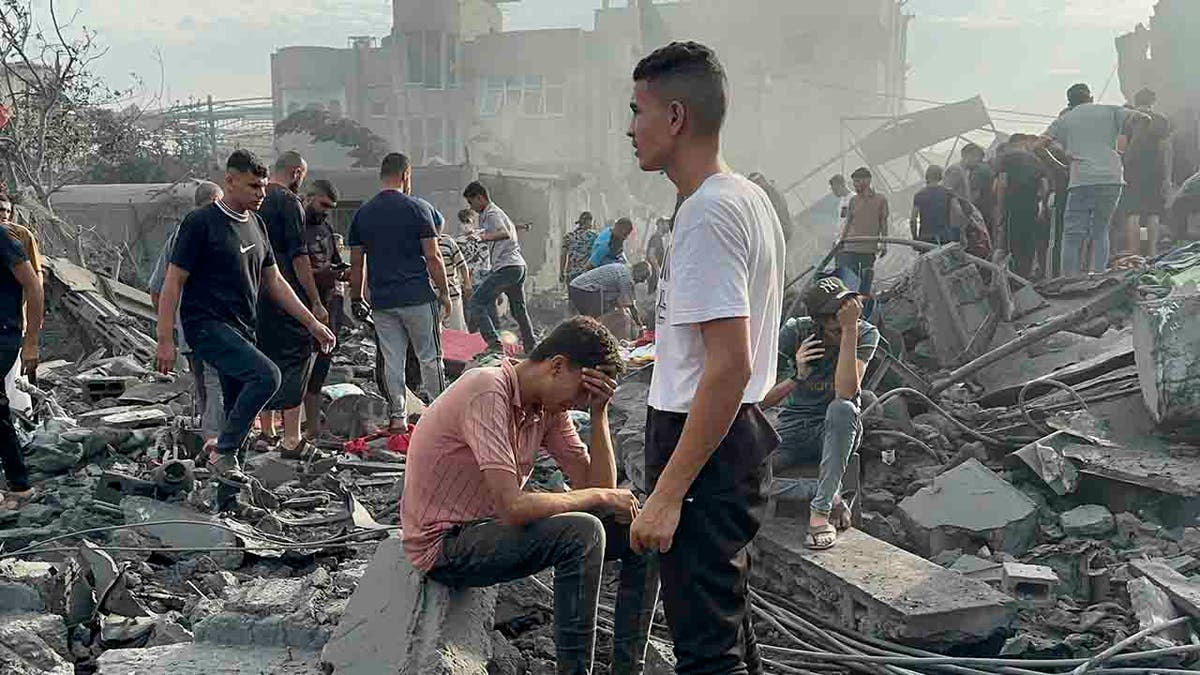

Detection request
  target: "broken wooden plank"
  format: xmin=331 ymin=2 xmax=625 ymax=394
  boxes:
xmin=1128 ymin=558 xmax=1200 ymax=618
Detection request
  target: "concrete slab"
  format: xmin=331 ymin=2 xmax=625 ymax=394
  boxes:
xmin=121 ymin=496 xmax=242 ymax=568
xmin=897 ymin=459 xmax=1038 ymax=557
xmin=754 ymin=521 xmax=1015 ymax=648
xmin=0 ymin=613 xmax=72 ymax=675
xmin=1060 ymin=504 xmax=1115 ymax=538
xmin=321 ymin=537 xmax=496 ymax=675
xmin=97 ymin=643 xmax=321 ymax=674
xmin=1128 ymin=558 xmax=1200 ymax=618
xmin=1133 ymin=293 xmax=1200 ymax=424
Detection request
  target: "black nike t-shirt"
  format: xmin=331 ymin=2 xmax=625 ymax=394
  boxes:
xmin=171 ymin=200 xmax=276 ymax=339
xmin=0 ymin=231 xmax=29 ymax=348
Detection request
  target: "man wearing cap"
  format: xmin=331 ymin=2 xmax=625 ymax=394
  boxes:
xmin=560 ymin=211 xmax=598 ymax=285
xmin=761 ymin=276 xmax=879 ymax=550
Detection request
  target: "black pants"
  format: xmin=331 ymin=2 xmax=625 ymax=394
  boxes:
xmin=430 ymin=514 xmax=659 ymax=675
xmin=568 ymin=286 xmax=605 ymax=318
xmin=0 ymin=344 xmax=28 ymax=491
xmin=645 ymin=404 xmax=778 ymax=675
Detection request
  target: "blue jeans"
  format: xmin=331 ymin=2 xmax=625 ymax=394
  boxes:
xmin=1061 ymin=184 xmax=1122 ymax=276
xmin=429 ymin=513 xmax=660 ymax=675
xmin=770 ymin=399 xmax=862 ymax=514
xmin=835 ymin=252 xmax=876 ymax=318
xmin=373 ymin=301 xmax=445 ymax=421
xmin=184 ymin=321 xmax=281 ymax=508
xmin=468 ymin=265 xmax=536 ymax=350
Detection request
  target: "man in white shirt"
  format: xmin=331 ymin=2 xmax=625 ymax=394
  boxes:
xmin=830 ymin=174 xmax=853 ymax=234
xmin=627 ymin=41 xmax=785 ymax=674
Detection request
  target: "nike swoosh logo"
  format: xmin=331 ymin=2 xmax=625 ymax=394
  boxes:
xmin=240 ymin=244 xmax=255 ymax=254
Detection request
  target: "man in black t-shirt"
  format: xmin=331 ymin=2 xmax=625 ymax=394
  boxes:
xmin=255 ymin=151 xmax=327 ymax=458
xmin=0 ymin=198 xmax=43 ymax=511
xmin=349 ymin=153 xmax=451 ymax=435
xmin=910 ymin=165 xmax=956 ymax=244
xmin=996 ymin=135 xmax=1049 ymax=277
xmin=155 ymin=150 xmax=335 ymax=517
xmin=301 ymin=179 xmax=345 ymax=438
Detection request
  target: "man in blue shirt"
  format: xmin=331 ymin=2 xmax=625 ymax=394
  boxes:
xmin=589 ymin=217 xmax=634 ymax=268
xmin=761 ymin=277 xmax=878 ymax=551
xmin=349 ymin=153 xmax=451 ymax=435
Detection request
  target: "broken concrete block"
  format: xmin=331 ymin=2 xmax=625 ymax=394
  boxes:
xmin=1127 ymin=577 xmax=1190 ymax=648
xmin=0 ymin=613 xmax=72 ymax=675
xmin=950 ymin=555 xmax=1000 ymax=577
xmin=0 ymin=559 xmax=69 ymax=616
xmin=1059 ymin=504 xmax=1115 ymax=538
xmin=1133 ymin=293 xmax=1200 ymax=424
xmin=1005 ymin=431 xmax=1082 ymax=496
xmin=96 ymin=643 xmax=320 ymax=674
xmin=1128 ymin=558 xmax=1200 ymax=618
xmin=121 ymin=496 xmax=242 ymax=569
xmin=194 ymin=575 xmax=330 ymax=650
xmin=322 ymin=383 xmax=389 ymax=438
xmin=753 ymin=521 xmax=1015 ymax=648
xmin=1000 ymin=563 xmax=1058 ymax=607
xmin=897 ymin=459 xmax=1038 ymax=557
xmin=322 ymin=536 xmax=497 ymax=675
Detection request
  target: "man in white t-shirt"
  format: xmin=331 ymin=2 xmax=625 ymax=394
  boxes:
xmin=627 ymin=41 xmax=785 ymax=674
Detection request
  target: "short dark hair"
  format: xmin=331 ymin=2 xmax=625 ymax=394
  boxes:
xmin=829 ymin=174 xmax=846 ymax=186
xmin=528 ymin=316 xmax=626 ymax=377
xmin=274 ymin=150 xmax=305 ymax=173
xmin=463 ymin=181 xmax=489 ymax=200
xmin=308 ymin=179 xmax=339 ymax=203
xmin=193 ymin=181 xmax=222 ymax=207
xmin=614 ymin=217 xmax=634 ymax=235
xmin=850 ymin=167 xmax=872 ymax=180
xmin=633 ymin=41 xmax=727 ymax=136
xmin=631 ymin=261 xmax=652 ymax=283
xmin=962 ymin=143 xmax=984 ymax=158
xmin=1134 ymin=87 xmax=1157 ymax=107
xmin=457 ymin=208 xmax=474 ymax=223
xmin=1067 ymin=83 xmax=1092 ymax=107
xmin=380 ymin=152 xmax=411 ymax=179
xmin=925 ymin=165 xmax=944 ymax=183
xmin=227 ymin=150 xmax=268 ymax=178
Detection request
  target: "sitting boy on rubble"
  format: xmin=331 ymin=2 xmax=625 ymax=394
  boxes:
xmin=400 ymin=316 xmax=659 ymax=674
xmin=762 ymin=276 xmax=878 ymax=550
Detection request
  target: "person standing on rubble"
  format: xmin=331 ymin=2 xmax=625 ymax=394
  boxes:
xmin=464 ymin=181 xmax=538 ymax=355
xmin=154 ymin=150 xmax=335 ymax=519
xmin=762 ymin=277 xmax=877 ymax=551
xmin=1036 ymin=83 xmax=1146 ymax=276
xmin=149 ymin=182 xmax=225 ymax=450
xmin=401 ymin=317 xmax=658 ymax=675
xmin=627 ymin=41 xmax=785 ymax=674
xmin=910 ymin=165 xmax=957 ymax=245
xmin=435 ymin=209 xmax=472 ymax=332
xmin=0 ymin=194 xmax=43 ymax=511
xmin=255 ymin=151 xmax=328 ymax=459
xmin=561 ymin=211 xmax=598 ymax=285
xmin=838 ymin=167 xmax=888 ymax=315
xmin=828 ymin=174 xmax=854 ymax=235
xmin=349 ymin=153 xmax=451 ymax=435
xmin=300 ymin=179 xmax=345 ymax=439
xmin=1121 ymin=88 xmax=1172 ymax=257
xmin=589 ymin=216 xmax=634 ymax=268
xmin=995 ymin=135 xmax=1050 ymax=278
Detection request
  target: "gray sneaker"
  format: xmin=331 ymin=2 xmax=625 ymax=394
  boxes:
xmin=210 ymin=453 xmax=251 ymax=488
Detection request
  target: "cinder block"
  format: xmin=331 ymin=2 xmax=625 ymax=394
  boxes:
xmin=1133 ymin=293 xmax=1200 ymax=424
xmin=753 ymin=521 xmax=1015 ymax=649
xmin=1000 ymin=563 xmax=1058 ymax=607
xmin=321 ymin=537 xmax=496 ymax=675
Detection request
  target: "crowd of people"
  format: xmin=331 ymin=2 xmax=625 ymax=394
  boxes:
xmin=1 ymin=34 xmax=1197 ymax=675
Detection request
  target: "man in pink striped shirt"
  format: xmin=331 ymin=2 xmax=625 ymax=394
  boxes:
xmin=401 ymin=316 xmax=659 ymax=675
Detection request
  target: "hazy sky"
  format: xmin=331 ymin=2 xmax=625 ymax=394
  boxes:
xmin=48 ymin=0 xmax=1156 ymax=131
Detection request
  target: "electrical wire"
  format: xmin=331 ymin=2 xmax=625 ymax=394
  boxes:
xmin=1017 ymin=378 xmax=1090 ymax=436
xmin=860 ymin=387 xmax=1011 ymax=448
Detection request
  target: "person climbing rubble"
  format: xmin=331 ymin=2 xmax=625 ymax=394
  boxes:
xmin=761 ymin=276 xmax=878 ymax=551
xmin=400 ymin=316 xmax=659 ymax=675
xmin=154 ymin=150 xmax=335 ymax=520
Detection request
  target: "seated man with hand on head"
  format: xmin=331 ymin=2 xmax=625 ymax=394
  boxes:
xmin=401 ymin=316 xmax=659 ymax=675
xmin=762 ymin=276 xmax=878 ymax=551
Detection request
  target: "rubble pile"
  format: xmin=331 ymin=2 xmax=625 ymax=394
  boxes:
xmin=2 ymin=241 xmax=1200 ymax=673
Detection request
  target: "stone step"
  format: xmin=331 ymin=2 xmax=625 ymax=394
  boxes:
xmin=321 ymin=537 xmax=496 ymax=675
xmin=97 ymin=643 xmax=321 ymax=674
xmin=753 ymin=520 xmax=1015 ymax=649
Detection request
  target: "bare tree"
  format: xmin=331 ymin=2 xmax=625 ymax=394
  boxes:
xmin=0 ymin=0 xmax=143 ymax=210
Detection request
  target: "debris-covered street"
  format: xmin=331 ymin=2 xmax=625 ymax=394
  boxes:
xmin=2 ymin=1 xmax=1200 ymax=674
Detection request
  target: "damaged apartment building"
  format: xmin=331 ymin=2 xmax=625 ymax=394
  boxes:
xmin=269 ymin=0 xmax=910 ymax=289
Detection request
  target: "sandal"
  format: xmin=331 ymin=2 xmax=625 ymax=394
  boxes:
xmin=251 ymin=432 xmax=280 ymax=454
xmin=0 ymin=487 xmax=37 ymax=511
xmin=279 ymin=438 xmax=331 ymax=462
xmin=805 ymin=522 xmax=839 ymax=551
